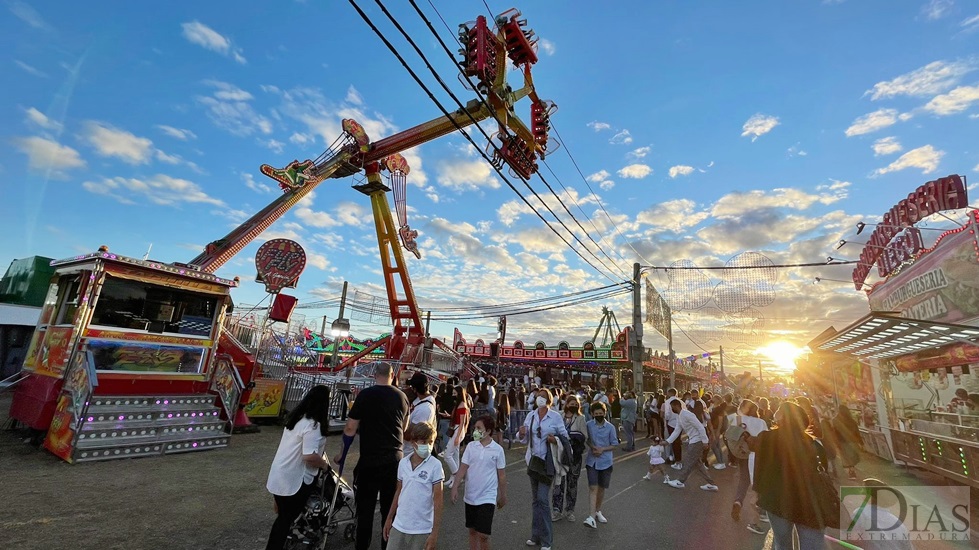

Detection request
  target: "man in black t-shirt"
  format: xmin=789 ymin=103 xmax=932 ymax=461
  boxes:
xmin=335 ymin=362 xmax=408 ymax=550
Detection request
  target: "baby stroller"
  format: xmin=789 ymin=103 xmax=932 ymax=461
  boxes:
xmin=284 ymin=458 xmax=357 ymax=549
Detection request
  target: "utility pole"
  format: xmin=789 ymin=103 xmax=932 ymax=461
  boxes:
xmin=758 ymin=360 xmax=763 ymax=383
xmin=719 ymin=345 xmax=725 ymax=377
xmin=424 ymin=311 xmax=432 ymax=368
xmin=631 ymin=263 xmax=644 ymax=399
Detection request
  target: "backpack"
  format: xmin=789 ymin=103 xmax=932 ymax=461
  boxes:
xmin=724 ymin=415 xmax=751 ymax=460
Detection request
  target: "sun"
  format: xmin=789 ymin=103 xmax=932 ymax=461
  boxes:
xmin=756 ymin=341 xmax=808 ymax=372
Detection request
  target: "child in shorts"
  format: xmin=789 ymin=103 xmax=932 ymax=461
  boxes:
xmin=450 ymin=415 xmax=508 ymax=549
xmin=384 ymin=423 xmax=444 ymax=550
xmin=643 ymin=435 xmax=669 ymax=483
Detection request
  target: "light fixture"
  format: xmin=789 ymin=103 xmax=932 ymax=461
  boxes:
xmin=857 ymin=221 xmax=948 ymax=234
xmin=331 ymin=318 xmax=351 ymax=337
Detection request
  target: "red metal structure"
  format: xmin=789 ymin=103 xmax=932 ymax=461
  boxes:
xmin=192 ymin=8 xmax=553 ymax=370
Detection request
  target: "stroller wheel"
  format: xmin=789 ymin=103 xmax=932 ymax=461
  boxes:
xmin=344 ymin=524 xmax=356 ymax=541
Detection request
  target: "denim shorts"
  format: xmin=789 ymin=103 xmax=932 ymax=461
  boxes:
xmin=586 ymin=465 xmax=612 ymax=488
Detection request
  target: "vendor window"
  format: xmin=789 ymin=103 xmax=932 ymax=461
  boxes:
xmin=53 ymin=274 xmax=83 ymax=325
xmin=90 ymin=276 xmax=218 ymax=336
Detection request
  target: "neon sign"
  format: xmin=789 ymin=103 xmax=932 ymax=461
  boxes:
xmin=853 ymin=175 xmax=967 ymax=290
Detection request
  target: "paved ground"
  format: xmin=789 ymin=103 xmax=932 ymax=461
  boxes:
xmin=0 ymin=393 xmax=974 ymax=550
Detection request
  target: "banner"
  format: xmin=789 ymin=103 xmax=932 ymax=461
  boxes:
xmin=645 ymin=280 xmax=672 ymax=339
xmin=33 ymin=326 xmax=75 ymax=378
xmin=243 ymin=378 xmax=286 ymax=418
xmin=868 ymin=212 xmax=979 ymax=325
xmin=44 ymin=351 xmax=97 ymax=462
xmin=87 ymin=339 xmax=206 ymax=373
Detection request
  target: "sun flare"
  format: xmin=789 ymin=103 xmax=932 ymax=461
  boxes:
xmin=756 ymin=341 xmax=808 ymax=372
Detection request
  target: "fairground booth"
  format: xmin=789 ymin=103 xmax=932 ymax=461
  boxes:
xmin=806 ymin=174 xmax=979 ymax=489
xmin=8 ymin=249 xmax=244 ymax=463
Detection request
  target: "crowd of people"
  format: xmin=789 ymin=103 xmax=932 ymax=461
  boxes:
xmin=262 ymin=364 xmax=868 ymax=550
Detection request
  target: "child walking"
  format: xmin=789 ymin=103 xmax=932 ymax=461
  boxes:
xmin=643 ymin=435 xmax=669 ymax=483
xmin=384 ymin=423 xmax=444 ymax=550
xmin=450 ymin=415 xmax=508 ymax=550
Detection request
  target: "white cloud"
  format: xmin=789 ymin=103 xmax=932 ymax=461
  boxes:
xmin=587 ymin=121 xmax=611 ymax=131
xmin=8 ymin=1 xmax=50 ymax=30
xmin=609 ymin=129 xmax=633 ymax=145
xmin=599 ymin=180 xmax=615 ymax=191
xmin=435 ymin=159 xmax=499 ymax=192
xmin=14 ymin=59 xmax=47 ymax=78
xmin=289 ymin=132 xmax=313 ymax=145
xmin=617 ymin=164 xmax=652 ymax=179
xmin=741 ymin=113 xmax=779 ymax=141
xmin=495 ymin=188 xmax=600 ymax=226
xmin=844 ymin=108 xmax=900 ymax=136
xmin=155 ymin=150 xmax=180 ymax=164
xmin=538 ymin=39 xmax=556 ymax=56
xmin=668 ymin=165 xmax=695 ymax=178
xmin=345 ymin=85 xmax=363 ymax=105
xmin=295 ymin=207 xmax=340 ymax=228
xmin=865 ymin=60 xmax=974 ymax=100
xmin=306 ymin=252 xmax=331 ymax=270
xmin=922 ymin=0 xmax=954 ymax=20
xmin=334 ymin=201 xmax=369 ymax=227
xmin=787 ymin=144 xmax=808 ymax=157
xmin=181 ymin=21 xmax=246 ymax=64
xmin=156 ymin=125 xmax=196 ymax=140
xmin=266 ymin=139 xmax=285 ymax=154
xmin=872 ymin=136 xmax=903 ymax=156
xmin=81 ymin=175 xmax=225 ymax=206
xmin=14 ymin=136 xmax=86 ymax=175
xmin=873 ymin=145 xmax=944 ymax=176
xmin=197 ymin=81 xmax=272 ymax=136
xmin=586 ymin=170 xmax=610 ymax=183
xmin=637 ymin=199 xmax=708 ymax=230
xmin=712 ymin=187 xmax=847 ymax=218
xmin=83 ymin=122 xmax=154 ymax=164
xmin=962 ymin=14 xmax=979 ymax=32
xmin=243 ymin=173 xmax=273 ymax=194
xmin=24 ymin=107 xmax=61 ymax=131
xmin=923 ymin=85 xmax=979 ymax=115
xmin=628 ymin=146 xmax=651 ymax=159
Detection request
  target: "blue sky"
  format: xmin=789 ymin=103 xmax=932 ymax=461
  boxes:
xmin=2 ymin=0 xmax=978 ymax=373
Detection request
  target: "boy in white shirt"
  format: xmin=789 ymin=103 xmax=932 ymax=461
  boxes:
xmin=384 ymin=423 xmax=444 ymax=550
xmin=451 ymin=415 xmax=508 ymax=550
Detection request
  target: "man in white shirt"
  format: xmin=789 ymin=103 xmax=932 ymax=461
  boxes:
xmin=405 ymin=372 xmax=437 ymax=457
xmin=727 ymin=399 xmax=769 ymax=534
xmin=662 ymin=388 xmax=683 ymax=468
xmin=665 ymin=399 xmax=718 ymax=491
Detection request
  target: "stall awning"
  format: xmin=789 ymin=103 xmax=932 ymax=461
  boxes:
xmin=809 ymin=313 xmax=979 ymax=360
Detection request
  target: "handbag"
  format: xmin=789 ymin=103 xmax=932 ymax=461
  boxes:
xmin=526 ymin=414 xmax=553 ymax=485
xmin=812 ymin=440 xmax=842 ymax=529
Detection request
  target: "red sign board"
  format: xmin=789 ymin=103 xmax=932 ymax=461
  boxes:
xmin=852 ymin=174 xmax=967 ymax=289
xmin=255 ymin=239 xmax=306 ymax=293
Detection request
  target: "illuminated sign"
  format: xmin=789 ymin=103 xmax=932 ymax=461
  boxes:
xmin=255 ymin=239 xmax=307 ymax=293
xmin=853 ymin=175 xmax=967 ymax=290
xmin=876 ymin=227 xmax=924 ymax=278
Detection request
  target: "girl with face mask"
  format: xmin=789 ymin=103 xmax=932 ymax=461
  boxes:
xmin=552 ymin=396 xmax=588 ymax=523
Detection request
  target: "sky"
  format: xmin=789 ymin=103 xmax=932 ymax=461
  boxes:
xmin=2 ymin=0 xmax=978 ymax=376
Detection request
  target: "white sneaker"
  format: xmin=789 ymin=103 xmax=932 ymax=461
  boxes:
xmin=542 ymin=547 xmax=551 ymax=550
xmin=700 ymin=483 xmax=719 ymax=491
xmin=566 ymin=512 xmax=576 ymax=523
xmin=671 ymin=463 xmax=683 ymax=470
xmin=713 ymin=463 xmax=727 ymax=470
xmin=662 ymin=475 xmax=670 ymax=484
xmin=583 ymin=516 xmax=597 ymax=529
xmin=526 ymin=540 xmax=538 ymax=546
xmin=595 ymin=511 xmax=607 ymax=523
xmin=667 ymin=479 xmax=685 ymax=489
xmin=643 ymin=474 xmax=652 ymax=481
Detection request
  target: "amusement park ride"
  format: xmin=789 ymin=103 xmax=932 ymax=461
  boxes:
xmin=9 ymin=8 xmax=555 ymax=463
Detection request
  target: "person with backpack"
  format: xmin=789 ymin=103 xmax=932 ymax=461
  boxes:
xmin=552 ymin=394 xmax=588 ymax=523
xmin=406 ymin=373 xmax=437 ymax=457
xmin=727 ymin=399 xmax=769 ymax=535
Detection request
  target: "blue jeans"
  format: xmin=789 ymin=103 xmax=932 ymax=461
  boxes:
xmin=529 ymin=475 xmax=552 ymax=546
xmin=623 ymin=420 xmax=635 ymax=450
xmin=767 ymin=512 xmax=826 ymax=550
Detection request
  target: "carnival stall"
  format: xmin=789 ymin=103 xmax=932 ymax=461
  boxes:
xmin=9 ymin=249 xmax=241 ymax=463
xmin=809 ymin=174 xmax=979 ymax=488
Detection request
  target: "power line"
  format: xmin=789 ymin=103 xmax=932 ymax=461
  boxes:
xmin=429 ymin=286 xmax=632 ymax=320
xmin=348 ymin=0 xmax=625 ymax=284
xmin=397 ymin=0 xmax=628 ymax=278
xmin=642 ymin=260 xmax=857 ymax=270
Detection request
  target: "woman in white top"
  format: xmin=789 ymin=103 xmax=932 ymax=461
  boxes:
xmin=265 ymin=385 xmax=331 ymax=550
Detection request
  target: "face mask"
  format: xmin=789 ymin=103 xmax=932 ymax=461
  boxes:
xmin=414 ymin=444 xmax=431 ymax=459
xmin=472 ymin=429 xmax=484 ymax=441
xmin=536 ymin=397 xmax=548 ymax=408
xmin=594 ymin=415 xmax=606 ymax=423
xmin=566 ymin=404 xmax=578 ymax=411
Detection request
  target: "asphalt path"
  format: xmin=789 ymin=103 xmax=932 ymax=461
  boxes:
xmin=339 ymin=435 xmax=778 ymax=550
